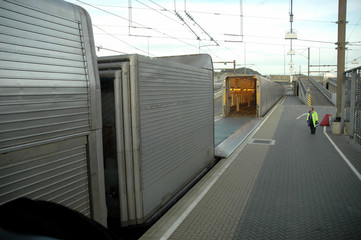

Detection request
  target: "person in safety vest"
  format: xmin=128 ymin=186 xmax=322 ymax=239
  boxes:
xmin=307 ymin=106 xmax=319 ymax=134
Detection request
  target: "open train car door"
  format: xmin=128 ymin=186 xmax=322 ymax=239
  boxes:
xmin=223 ymin=75 xmax=258 ymax=117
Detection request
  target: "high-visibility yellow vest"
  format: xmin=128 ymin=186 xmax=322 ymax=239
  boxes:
xmin=307 ymin=111 xmax=319 ymax=127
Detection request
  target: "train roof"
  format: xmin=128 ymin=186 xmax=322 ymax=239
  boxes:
xmin=98 ymin=54 xmax=213 ymax=71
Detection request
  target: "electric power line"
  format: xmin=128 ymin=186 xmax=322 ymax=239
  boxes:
xmin=75 ymin=2 xmax=361 ymax=25
xmin=93 ymin=24 xmax=154 ymax=56
xmin=75 ymin=0 xmax=201 ymax=51
xmin=296 ymin=39 xmax=335 ymax=44
xmin=72 ymin=0 xmax=357 ymax=72
xmin=134 ymin=0 xmax=183 ymax=27
xmin=347 ymin=17 xmax=361 ymax=41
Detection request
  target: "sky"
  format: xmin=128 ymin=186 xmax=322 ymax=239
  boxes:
xmin=66 ymin=0 xmax=361 ymax=76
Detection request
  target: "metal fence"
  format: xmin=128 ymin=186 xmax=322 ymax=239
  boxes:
xmin=341 ymin=66 xmax=361 ymax=145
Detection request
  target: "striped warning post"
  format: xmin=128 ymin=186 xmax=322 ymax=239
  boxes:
xmin=307 ymin=94 xmax=312 ymax=106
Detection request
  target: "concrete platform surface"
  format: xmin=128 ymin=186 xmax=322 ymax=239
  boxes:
xmin=215 ymin=117 xmax=262 ymax=158
xmin=141 ymin=96 xmax=361 ymax=240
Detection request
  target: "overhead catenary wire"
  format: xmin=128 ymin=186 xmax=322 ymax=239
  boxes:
xmin=74 ymin=1 xmax=355 ymax=48
xmin=184 ymin=11 xmax=219 ymax=46
xmin=71 ymin=0 xmax=359 ymax=74
xmin=147 ymin=0 xmax=242 ymax=43
xmin=135 ymin=0 xmax=182 ymax=26
xmin=296 ymin=39 xmax=336 ymax=44
xmin=75 ymin=0 xmax=200 ymax=51
xmin=174 ymin=10 xmax=201 ymax=40
xmin=77 ymin=0 xmax=243 ymax=50
xmin=85 ymin=3 xmax=353 ymax=25
xmin=146 ymin=0 xmax=217 ymax=44
xmin=92 ymin=23 xmax=344 ymax=48
xmin=74 ymin=0 xmax=232 ymax=61
xmin=347 ymin=17 xmax=361 ymax=41
xmin=134 ymin=0 xmax=204 ymax=41
xmin=95 ymin=45 xmax=128 ymax=55
xmin=146 ymin=0 xmax=246 ymax=58
xmin=92 ymin=26 xmax=320 ymax=49
xmin=93 ymin=24 xmax=155 ymax=56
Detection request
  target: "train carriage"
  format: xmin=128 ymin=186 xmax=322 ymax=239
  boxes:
xmin=98 ymin=54 xmax=215 ymax=226
xmin=0 ymin=0 xmax=284 ymax=230
xmin=0 ymin=0 xmax=107 ymax=225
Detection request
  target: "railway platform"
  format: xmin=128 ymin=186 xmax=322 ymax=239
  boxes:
xmin=140 ymin=96 xmax=361 ymax=240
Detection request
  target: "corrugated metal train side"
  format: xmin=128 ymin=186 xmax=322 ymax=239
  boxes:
xmin=98 ymin=54 xmax=215 ymax=227
xmin=0 ymin=0 xmax=107 ymax=226
xmin=1 ymin=0 xmax=283 ymax=230
xmin=258 ymin=75 xmax=284 ymax=117
xmin=0 ymin=0 xmax=215 ymax=229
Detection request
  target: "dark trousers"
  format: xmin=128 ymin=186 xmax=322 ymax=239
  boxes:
xmin=310 ymin=124 xmax=316 ymax=134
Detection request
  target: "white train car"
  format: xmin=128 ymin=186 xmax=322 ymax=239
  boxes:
xmin=0 ymin=0 xmax=107 ymax=225
xmin=223 ymin=74 xmax=284 ymax=117
xmin=0 ymin=0 xmax=215 ymax=229
xmin=98 ymin=54 xmax=215 ymax=227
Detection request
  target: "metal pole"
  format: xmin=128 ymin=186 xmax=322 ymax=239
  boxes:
xmin=147 ymin=37 xmax=149 ymax=56
xmin=240 ymin=0 xmax=243 ymax=37
xmin=336 ymin=0 xmax=347 ymax=120
xmin=128 ymin=0 xmax=132 ymax=35
xmin=244 ymin=42 xmax=246 ymax=74
xmin=290 ymin=0 xmax=293 ymax=32
xmin=319 ymin=48 xmax=320 ymax=76
xmin=289 ymin=0 xmax=294 ymax=78
xmin=308 ymin=47 xmax=310 ymax=79
xmin=284 ymin=45 xmax=286 ymax=75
